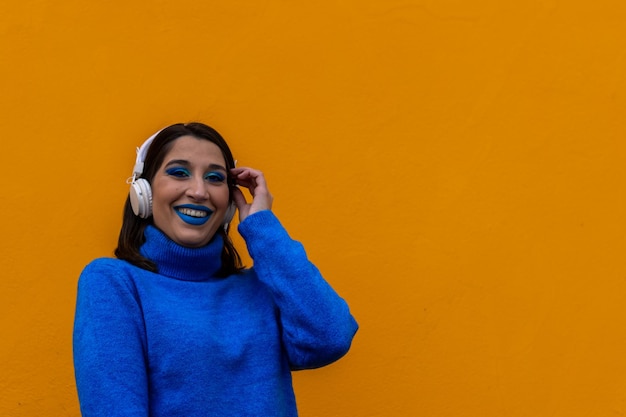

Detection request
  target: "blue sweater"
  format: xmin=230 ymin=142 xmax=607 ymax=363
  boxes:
xmin=73 ymin=210 xmax=358 ymax=417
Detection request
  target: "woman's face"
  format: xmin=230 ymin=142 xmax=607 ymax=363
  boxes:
xmin=150 ymin=135 xmax=230 ymax=248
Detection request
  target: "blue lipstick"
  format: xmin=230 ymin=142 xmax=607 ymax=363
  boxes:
xmin=174 ymin=204 xmax=213 ymax=226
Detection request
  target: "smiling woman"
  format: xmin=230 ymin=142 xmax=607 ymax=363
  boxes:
xmin=72 ymin=122 xmax=359 ymax=417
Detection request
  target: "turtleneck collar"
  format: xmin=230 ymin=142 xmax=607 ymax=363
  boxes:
xmin=139 ymin=225 xmax=224 ymax=281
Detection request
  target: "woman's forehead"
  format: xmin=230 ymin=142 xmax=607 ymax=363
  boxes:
xmin=163 ymin=135 xmax=226 ymax=165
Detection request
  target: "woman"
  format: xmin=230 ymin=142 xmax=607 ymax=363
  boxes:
xmin=73 ymin=122 xmax=358 ymax=417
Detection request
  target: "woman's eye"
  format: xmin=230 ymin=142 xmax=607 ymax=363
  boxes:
xmin=205 ymin=172 xmax=226 ymax=183
xmin=165 ymin=167 xmax=190 ymax=178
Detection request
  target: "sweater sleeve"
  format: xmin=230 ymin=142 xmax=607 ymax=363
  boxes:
xmin=238 ymin=210 xmax=358 ymax=369
xmin=73 ymin=259 xmax=149 ymax=417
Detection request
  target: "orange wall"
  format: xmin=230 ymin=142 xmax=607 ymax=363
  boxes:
xmin=2 ymin=1 xmax=626 ymax=416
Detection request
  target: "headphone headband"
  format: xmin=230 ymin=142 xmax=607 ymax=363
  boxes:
xmin=133 ymin=129 xmax=163 ymax=179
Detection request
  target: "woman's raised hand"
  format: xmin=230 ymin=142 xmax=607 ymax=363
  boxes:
xmin=230 ymin=167 xmax=274 ymax=222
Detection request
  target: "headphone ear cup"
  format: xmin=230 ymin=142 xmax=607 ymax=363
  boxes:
xmin=130 ymin=178 xmax=153 ymax=219
xmin=222 ymin=202 xmax=236 ymax=227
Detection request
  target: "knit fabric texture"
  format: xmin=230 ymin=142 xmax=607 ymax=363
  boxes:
xmin=73 ymin=210 xmax=358 ymax=417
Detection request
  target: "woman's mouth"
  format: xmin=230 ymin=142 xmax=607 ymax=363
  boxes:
xmin=175 ymin=205 xmax=213 ymax=225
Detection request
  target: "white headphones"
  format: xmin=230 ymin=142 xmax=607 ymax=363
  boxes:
xmin=128 ymin=128 xmax=236 ymax=229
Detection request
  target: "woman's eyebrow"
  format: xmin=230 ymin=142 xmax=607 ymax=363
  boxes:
xmin=207 ymin=163 xmax=227 ymax=172
xmin=164 ymin=159 xmax=190 ymax=167
xmin=163 ymin=160 xmax=226 ymax=172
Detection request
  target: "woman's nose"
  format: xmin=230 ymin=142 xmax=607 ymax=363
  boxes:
xmin=187 ymin=177 xmax=208 ymax=200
